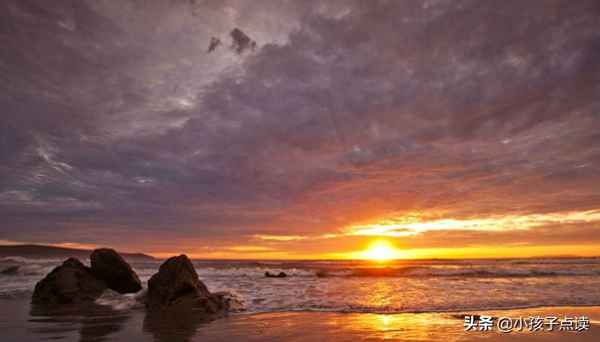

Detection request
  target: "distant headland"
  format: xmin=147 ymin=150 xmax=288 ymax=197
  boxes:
xmin=0 ymin=244 xmax=155 ymax=261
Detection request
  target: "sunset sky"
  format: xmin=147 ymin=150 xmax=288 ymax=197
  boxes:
xmin=1 ymin=0 xmax=600 ymax=259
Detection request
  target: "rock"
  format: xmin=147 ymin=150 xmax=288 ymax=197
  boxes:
xmin=315 ymin=269 xmax=328 ymax=278
xmin=32 ymin=258 xmax=106 ymax=305
xmin=213 ymin=291 xmax=245 ymax=312
xmin=146 ymin=254 xmax=208 ymax=309
xmin=90 ymin=248 xmax=142 ymax=294
xmin=146 ymin=255 xmax=228 ymax=316
xmin=1 ymin=265 xmax=19 ymax=275
xmin=265 ymin=271 xmax=287 ymax=278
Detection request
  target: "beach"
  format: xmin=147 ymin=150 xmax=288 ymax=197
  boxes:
xmin=1 ymin=299 xmax=598 ymax=341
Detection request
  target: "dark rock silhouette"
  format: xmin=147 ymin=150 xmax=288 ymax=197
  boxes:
xmin=32 ymin=258 xmax=106 ymax=305
xmin=1 ymin=265 xmax=19 ymax=275
xmin=146 ymin=254 xmax=228 ymax=317
xmin=315 ymin=269 xmax=328 ymax=278
xmin=90 ymin=248 xmax=142 ymax=294
xmin=265 ymin=271 xmax=287 ymax=278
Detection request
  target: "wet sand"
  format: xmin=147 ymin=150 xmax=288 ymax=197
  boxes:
xmin=2 ymin=299 xmax=599 ymax=341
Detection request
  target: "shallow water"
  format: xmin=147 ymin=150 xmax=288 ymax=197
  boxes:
xmin=2 ymin=299 xmax=599 ymax=342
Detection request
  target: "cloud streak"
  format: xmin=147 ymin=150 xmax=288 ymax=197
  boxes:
xmin=347 ymin=210 xmax=600 ymax=237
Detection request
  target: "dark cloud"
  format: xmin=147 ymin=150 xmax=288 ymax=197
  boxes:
xmin=1 ymin=0 xmax=600 ymax=253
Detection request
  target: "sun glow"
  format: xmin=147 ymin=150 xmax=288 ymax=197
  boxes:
xmin=360 ymin=240 xmax=402 ymax=262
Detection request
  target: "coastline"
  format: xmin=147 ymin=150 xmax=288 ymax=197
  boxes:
xmin=2 ymin=299 xmax=598 ymax=341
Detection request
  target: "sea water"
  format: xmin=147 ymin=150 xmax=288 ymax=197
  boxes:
xmin=2 ymin=257 xmax=600 ymax=314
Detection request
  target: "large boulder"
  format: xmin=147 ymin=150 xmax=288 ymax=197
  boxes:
xmin=146 ymin=255 xmax=228 ymax=316
xmin=90 ymin=248 xmax=142 ymax=294
xmin=32 ymin=258 xmax=106 ymax=305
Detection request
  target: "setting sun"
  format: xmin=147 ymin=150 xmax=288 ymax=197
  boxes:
xmin=361 ymin=240 xmax=401 ymax=262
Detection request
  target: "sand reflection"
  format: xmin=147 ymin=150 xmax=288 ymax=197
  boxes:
xmin=143 ymin=307 xmax=215 ymax=342
xmin=29 ymin=303 xmax=130 ymax=342
xmin=335 ymin=313 xmax=461 ymax=341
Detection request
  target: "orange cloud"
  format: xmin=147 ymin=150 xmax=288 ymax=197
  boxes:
xmin=347 ymin=210 xmax=600 ymax=237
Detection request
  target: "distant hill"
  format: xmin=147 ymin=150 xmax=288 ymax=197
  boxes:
xmin=0 ymin=244 xmax=155 ymax=261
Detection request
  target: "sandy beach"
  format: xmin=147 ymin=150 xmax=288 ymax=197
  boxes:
xmin=2 ymin=299 xmax=598 ymax=342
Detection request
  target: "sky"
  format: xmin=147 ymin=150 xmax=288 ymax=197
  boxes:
xmin=1 ymin=0 xmax=600 ymax=259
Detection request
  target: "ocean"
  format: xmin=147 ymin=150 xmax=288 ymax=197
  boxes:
xmin=2 ymin=257 xmax=600 ymax=314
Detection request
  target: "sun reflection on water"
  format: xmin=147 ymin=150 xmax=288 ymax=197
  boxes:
xmin=344 ymin=313 xmax=461 ymax=341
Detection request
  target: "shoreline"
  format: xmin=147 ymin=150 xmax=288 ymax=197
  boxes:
xmin=3 ymin=298 xmax=599 ymax=341
xmin=227 ymin=303 xmax=600 ymax=316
